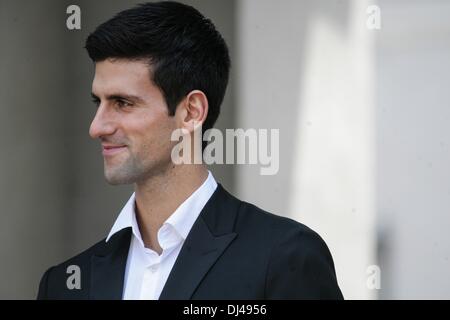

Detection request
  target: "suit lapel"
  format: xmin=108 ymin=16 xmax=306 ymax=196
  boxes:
xmin=159 ymin=184 xmax=240 ymax=299
xmin=159 ymin=217 xmax=236 ymax=299
xmin=90 ymin=227 xmax=132 ymax=300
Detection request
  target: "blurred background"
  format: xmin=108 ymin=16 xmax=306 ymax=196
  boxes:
xmin=1 ymin=0 xmax=450 ymax=299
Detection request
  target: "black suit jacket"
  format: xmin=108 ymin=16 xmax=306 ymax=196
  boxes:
xmin=37 ymin=184 xmax=343 ymax=299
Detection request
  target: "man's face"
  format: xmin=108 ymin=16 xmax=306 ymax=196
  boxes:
xmin=90 ymin=58 xmax=178 ymax=185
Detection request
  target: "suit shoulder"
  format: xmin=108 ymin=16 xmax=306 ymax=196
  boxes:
xmin=40 ymin=237 xmax=107 ymax=289
xmin=233 ymin=202 xmax=342 ymax=299
xmin=53 ymin=237 xmax=107 ymax=270
xmin=42 ymin=227 xmax=131 ymax=279
xmin=236 ymin=200 xmax=338 ymax=266
xmin=37 ymin=237 xmax=107 ymax=299
xmin=237 ymin=200 xmax=316 ymax=238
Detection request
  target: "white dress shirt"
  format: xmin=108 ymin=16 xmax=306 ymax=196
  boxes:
xmin=105 ymin=171 xmax=218 ymax=300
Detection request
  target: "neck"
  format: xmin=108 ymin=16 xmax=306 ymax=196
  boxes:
xmin=134 ymin=164 xmax=209 ymax=253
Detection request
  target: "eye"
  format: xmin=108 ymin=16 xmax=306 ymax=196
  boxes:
xmin=116 ymin=99 xmax=133 ymax=108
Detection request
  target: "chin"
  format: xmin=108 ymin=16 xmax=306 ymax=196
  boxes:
xmin=104 ymin=170 xmax=137 ymax=185
xmin=104 ymin=177 xmax=128 ymax=185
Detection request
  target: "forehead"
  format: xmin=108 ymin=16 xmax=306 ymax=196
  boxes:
xmin=92 ymin=58 xmax=154 ymax=95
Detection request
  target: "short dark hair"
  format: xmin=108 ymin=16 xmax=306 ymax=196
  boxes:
xmin=85 ymin=1 xmax=230 ymax=132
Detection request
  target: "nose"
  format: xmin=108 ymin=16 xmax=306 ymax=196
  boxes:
xmin=89 ymin=104 xmax=116 ymax=139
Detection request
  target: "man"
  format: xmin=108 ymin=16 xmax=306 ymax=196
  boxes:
xmin=37 ymin=1 xmax=343 ymax=300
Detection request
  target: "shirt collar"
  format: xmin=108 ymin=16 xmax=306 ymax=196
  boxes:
xmin=106 ymin=171 xmax=218 ymax=245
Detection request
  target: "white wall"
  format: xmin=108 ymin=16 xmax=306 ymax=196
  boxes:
xmin=236 ymin=0 xmax=377 ymax=299
xmin=376 ymin=0 xmax=450 ymax=299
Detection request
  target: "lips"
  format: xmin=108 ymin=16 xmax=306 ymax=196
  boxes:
xmin=102 ymin=144 xmax=127 ymax=156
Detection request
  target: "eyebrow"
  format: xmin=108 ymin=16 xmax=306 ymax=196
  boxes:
xmin=91 ymin=92 xmax=144 ymax=103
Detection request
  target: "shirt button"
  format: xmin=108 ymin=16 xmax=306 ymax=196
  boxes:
xmin=150 ymin=265 xmax=158 ymax=273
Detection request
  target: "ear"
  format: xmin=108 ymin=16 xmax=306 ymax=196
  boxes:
xmin=175 ymin=90 xmax=208 ymax=133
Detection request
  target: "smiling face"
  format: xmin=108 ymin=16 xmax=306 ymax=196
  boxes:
xmin=89 ymin=58 xmax=178 ymax=185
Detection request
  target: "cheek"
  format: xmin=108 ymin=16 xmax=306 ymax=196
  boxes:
xmin=131 ymin=115 xmax=177 ymax=157
xmin=154 ymin=120 xmax=178 ymax=152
